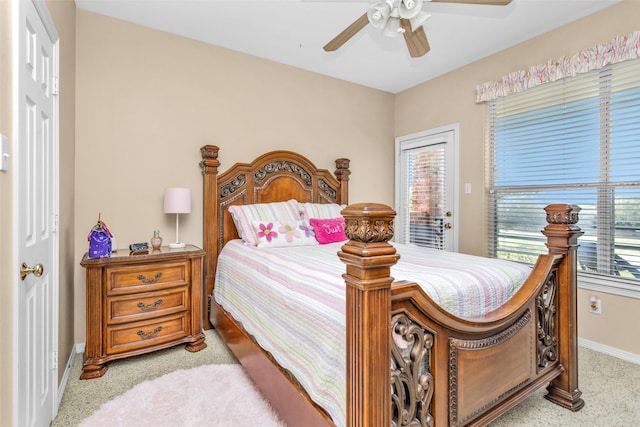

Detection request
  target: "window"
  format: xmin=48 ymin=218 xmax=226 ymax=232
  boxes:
xmin=487 ymin=59 xmax=640 ymax=295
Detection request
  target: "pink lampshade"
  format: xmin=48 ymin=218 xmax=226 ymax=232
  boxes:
xmin=164 ymin=188 xmax=191 ymax=214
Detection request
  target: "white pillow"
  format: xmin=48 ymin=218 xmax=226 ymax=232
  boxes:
xmin=298 ymin=202 xmax=345 ymax=221
xmin=228 ymin=199 xmax=300 ymax=246
xmin=252 ymin=220 xmax=318 ymax=248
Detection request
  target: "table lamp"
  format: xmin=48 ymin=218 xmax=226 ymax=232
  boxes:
xmin=164 ymin=187 xmax=191 ymax=249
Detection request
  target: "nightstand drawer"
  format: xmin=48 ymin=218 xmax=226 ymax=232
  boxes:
xmin=107 ymin=287 xmax=188 ymax=325
xmin=106 ymin=261 xmax=189 ymax=295
xmin=106 ymin=313 xmax=188 ymax=355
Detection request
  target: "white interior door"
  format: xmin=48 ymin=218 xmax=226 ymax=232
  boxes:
xmin=14 ymin=1 xmax=59 ymax=426
xmin=395 ymin=125 xmax=459 ymax=251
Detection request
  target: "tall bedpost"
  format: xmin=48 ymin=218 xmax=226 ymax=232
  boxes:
xmin=541 ymin=203 xmax=584 ymax=411
xmin=199 ymin=145 xmax=220 ymax=330
xmin=339 ymin=203 xmax=399 ymax=427
xmin=334 ymin=158 xmax=351 ymax=205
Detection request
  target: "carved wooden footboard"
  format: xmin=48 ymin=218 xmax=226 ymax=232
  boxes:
xmin=201 ymin=146 xmax=583 ymax=426
xmin=340 ymin=203 xmax=583 ymax=426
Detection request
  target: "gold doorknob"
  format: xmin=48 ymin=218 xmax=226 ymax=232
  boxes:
xmin=444 ymin=223 xmax=452 ymax=229
xmin=20 ymin=262 xmax=44 ymax=280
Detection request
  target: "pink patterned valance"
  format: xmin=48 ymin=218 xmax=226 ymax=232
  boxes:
xmin=476 ymin=31 xmax=640 ymax=103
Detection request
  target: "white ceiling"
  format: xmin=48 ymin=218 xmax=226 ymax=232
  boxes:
xmin=74 ymin=0 xmax=622 ymax=94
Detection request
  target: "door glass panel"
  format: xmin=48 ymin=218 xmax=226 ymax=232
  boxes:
xmin=405 ymin=143 xmax=446 ymax=249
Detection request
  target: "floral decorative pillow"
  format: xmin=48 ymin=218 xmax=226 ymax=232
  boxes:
xmin=252 ymin=220 xmax=318 ymax=248
xmin=228 ymin=200 xmax=300 ymax=246
xmin=298 ymin=203 xmax=345 ymax=221
xmin=309 ymin=217 xmax=348 ymax=244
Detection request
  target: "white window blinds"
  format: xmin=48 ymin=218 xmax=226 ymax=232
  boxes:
xmin=398 ymin=141 xmax=447 ymax=250
xmin=487 ymin=59 xmax=640 ymax=282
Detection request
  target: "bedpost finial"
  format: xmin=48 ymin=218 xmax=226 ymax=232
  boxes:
xmin=334 ymin=158 xmax=351 ymax=205
xmin=200 ymin=145 xmax=220 ymax=174
xmin=544 ymin=204 xmax=581 ymax=228
xmin=334 ymin=158 xmax=351 ymax=181
xmin=335 ymin=158 xmax=350 ymax=171
xmin=341 ymin=203 xmax=395 ymax=244
xmin=201 ymin=145 xmax=219 ymax=160
xmin=542 ymin=204 xmax=583 ymax=254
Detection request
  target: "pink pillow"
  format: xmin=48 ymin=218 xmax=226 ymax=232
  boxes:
xmin=309 ymin=217 xmax=348 ymax=244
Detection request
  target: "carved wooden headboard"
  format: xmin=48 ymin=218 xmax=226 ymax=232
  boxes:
xmin=199 ymin=145 xmax=350 ymax=327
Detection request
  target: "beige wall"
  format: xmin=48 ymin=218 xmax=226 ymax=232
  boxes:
xmin=0 ymin=1 xmax=14 ymax=423
xmin=74 ymin=10 xmax=395 ymax=343
xmin=395 ymin=0 xmax=640 ymax=356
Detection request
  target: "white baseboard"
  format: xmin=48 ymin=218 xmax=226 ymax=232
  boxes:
xmin=56 ymin=343 xmax=85 ymax=410
xmin=579 ymin=337 xmax=640 ymax=365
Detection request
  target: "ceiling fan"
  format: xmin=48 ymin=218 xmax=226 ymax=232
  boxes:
xmin=323 ymin=0 xmax=513 ymax=58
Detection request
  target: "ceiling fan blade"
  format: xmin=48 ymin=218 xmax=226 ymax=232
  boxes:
xmin=400 ymin=19 xmax=430 ymax=58
xmin=431 ymin=0 xmax=512 ymax=5
xmin=323 ymin=13 xmax=369 ymax=52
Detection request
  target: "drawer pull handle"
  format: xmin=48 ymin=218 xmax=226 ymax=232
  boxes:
xmin=137 ymin=326 xmax=163 ymax=340
xmin=137 ymin=272 xmax=163 ymax=283
xmin=137 ymin=299 xmax=163 ymax=311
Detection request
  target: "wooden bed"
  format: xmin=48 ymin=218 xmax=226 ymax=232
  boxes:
xmin=199 ymin=145 xmax=584 ymax=426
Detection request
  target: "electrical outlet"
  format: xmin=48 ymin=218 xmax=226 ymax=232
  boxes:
xmin=589 ymin=296 xmax=602 ymax=314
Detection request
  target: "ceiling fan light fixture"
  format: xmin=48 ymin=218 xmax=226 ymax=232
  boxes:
xmin=409 ymin=10 xmax=431 ymax=32
xmin=324 ymin=0 xmax=511 ymax=57
xmin=382 ymin=16 xmax=404 ymax=37
xmin=398 ymin=0 xmax=423 ymax=19
xmin=367 ymin=1 xmax=393 ymax=29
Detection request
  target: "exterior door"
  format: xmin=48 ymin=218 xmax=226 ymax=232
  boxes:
xmin=15 ymin=1 xmax=59 ymax=426
xmin=395 ymin=126 xmax=458 ymax=251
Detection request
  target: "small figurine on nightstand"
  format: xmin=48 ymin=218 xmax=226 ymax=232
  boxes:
xmin=87 ymin=214 xmax=113 ymax=259
xmin=150 ymin=230 xmax=163 ymax=250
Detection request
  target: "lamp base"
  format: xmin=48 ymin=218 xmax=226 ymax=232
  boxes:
xmin=169 ymin=242 xmax=186 ymax=249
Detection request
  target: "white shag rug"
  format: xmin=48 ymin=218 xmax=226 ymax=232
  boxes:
xmin=79 ymin=364 xmax=285 ymax=427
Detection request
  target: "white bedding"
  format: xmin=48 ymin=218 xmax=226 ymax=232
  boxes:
xmin=213 ymin=240 xmax=532 ymax=426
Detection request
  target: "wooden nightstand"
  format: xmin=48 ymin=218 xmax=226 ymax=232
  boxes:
xmin=80 ymin=245 xmax=206 ymax=379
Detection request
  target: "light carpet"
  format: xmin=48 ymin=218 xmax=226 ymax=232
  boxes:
xmin=55 ymin=329 xmax=640 ymax=426
xmin=79 ymin=364 xmax=285 ymax=427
